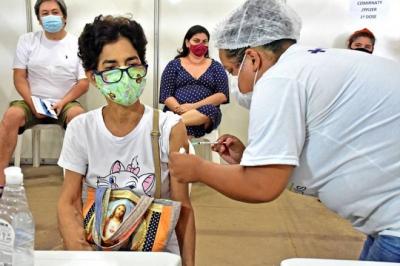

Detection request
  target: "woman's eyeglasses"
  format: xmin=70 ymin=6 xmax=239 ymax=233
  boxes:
xmin=95 ymin=65 xmax=148 ymax=84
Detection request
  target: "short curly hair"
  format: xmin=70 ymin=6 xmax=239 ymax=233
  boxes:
xmin=78 ymin=15 xmax=148 ymax=72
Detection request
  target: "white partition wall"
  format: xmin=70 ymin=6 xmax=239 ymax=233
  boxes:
xmin=0 ymin=0 xmax=249 ymax=163
xmin=1 ymin=0 xmax=155 ymax=162
xmin=288 ymin=0 xmax=400 ymax=60
xmin=0 ymin=0 xmax=32 ymax=162
xmin=29 ymin=0 xmax=156 ymax=112
xmin=0 ymin=0 xmax=27 ymax=115
xmin=158 ymin=0 xmax=249 ymax=144
xmin=1 ymin=0 xmax=399 ymax=162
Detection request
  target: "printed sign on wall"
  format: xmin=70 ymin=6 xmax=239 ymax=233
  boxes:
xmin=349 ymin=0 xmax=389 ymax=20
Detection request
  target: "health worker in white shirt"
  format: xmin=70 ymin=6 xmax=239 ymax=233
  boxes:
xmin=0 ymin=0 xmax=89 ymax=188
xmin=169 ymin=0 xmax=400 ymax=263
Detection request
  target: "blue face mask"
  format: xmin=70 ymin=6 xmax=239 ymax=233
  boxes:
xmin=41 ymin=15 xmax=64 ymax=33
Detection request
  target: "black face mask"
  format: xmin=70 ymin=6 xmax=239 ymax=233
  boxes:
xmin=352 ymin=47 xmax=373 ymax=54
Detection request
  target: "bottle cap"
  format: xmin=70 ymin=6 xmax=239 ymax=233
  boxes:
xmin=4 ymin=166 xmax=22 ymax=176
xmin=4 ymin=167 xmax=23 ymax=185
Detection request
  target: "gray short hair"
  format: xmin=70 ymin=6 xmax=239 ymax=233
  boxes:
xmin=34 ymin=0 xmax=67 ymax=20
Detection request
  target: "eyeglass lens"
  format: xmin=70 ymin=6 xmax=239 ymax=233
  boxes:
xmin=101 ymin=65 xmax=147 ymax=83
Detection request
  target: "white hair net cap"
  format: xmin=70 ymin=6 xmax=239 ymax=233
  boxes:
xmin=214 ymin=0 xmax=302 ymax=49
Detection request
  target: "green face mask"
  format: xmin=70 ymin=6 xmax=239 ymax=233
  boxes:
xmin=94 ymin=65 xmax=147 ymax=106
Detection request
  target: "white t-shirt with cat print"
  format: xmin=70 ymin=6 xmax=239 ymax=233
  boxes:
xmin=58 ymin=105 xmax=182 ymax=254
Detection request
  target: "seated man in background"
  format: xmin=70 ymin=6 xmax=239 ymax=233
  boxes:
xmin=347 ymin=28 xmax=375 ymax=54
xmin=0 ymin=0 xmax=89 ymax=191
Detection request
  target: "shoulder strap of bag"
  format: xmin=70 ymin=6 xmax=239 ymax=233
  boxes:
xmin=151 ymin=108 xmax=162 ymax=199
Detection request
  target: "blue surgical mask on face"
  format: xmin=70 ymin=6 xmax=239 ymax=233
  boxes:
xmin=41 ymin=15 xmax=64 ymax=33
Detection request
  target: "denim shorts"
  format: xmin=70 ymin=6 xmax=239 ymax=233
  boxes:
xmin=359 ymin=234 xmax=400 ymax=263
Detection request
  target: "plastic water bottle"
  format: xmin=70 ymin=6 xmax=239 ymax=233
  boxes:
xmin=0 ymin=167 xmax=35 ymax=266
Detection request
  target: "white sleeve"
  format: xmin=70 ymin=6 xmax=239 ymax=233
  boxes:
xmin=70 ymin=34 xmax=87 ymax=80
xmin=77 ymin=60 xmax=87 ymax=80
xmin=159 ymin=111 xmax=181 ymax=163
xmin=13 ymin=34 xmax=30 ymax=69
xmin=240 ymin=77 xmax=306 ymax=166
xmin=58 ymin=118 xmax=89 ymax=175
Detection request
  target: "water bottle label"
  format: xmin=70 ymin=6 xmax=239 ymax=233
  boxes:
xmin=0 ymin=219 xmax=14 ymax=264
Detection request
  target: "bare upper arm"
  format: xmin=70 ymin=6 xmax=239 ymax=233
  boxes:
xmin=76 ymin=78 xmax=89 ymax=88
xmin=13 ymin=68 xmax=27 ymax=80
xmin=168 ymin=121 xmax=191 ymax=203
xmin=244 ymin=164 xmax=294 ymax=202
xmin=169 ymin=120 xmax=188 ymax=153
xmin=59 ymin=169 xmax=84 ymax=207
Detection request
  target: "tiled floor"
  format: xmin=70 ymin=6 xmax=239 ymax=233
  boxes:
xmin=23 ymin=165 xmax=365 ymax=266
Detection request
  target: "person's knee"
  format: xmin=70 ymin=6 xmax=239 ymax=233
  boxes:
xmin=0 ymin=107 xmax=26 ymax=131
xmin=65 ymin=106 xmax=85 ymax=124
xmin=204 ymin=117 xmax=212 ymax=129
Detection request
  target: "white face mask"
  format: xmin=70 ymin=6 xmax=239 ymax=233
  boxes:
xmin=229 ymin=54 xmax=257 ymax=109
xmin=229 ymin=74 xmax=252 ymax=109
